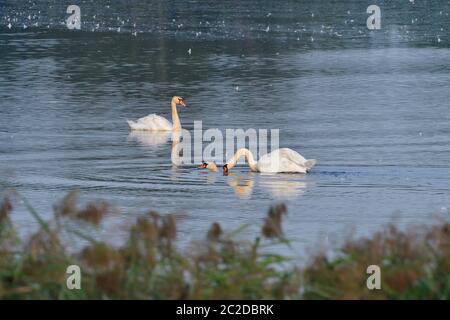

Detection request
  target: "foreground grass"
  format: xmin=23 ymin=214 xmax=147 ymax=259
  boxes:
xmin=0 ymin=191 xmax=448 ymax=299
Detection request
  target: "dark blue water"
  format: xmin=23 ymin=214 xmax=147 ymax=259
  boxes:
xmin=0 ymin=1 xmax=449 ymax=253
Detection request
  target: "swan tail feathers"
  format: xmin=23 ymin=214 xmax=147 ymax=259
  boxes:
xmin=126 ymin=120 xmax=136 ymax=129
xmin=304 ymin=159 xmax=317 ymax=170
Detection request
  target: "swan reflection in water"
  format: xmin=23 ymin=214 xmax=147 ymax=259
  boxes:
xmin=127 ymin=129 xmax=189 ymax=181
xmin=128 ymin=128 xmax=189 ymax=165
xmin=225 ymin=172 xmax=311 ymax=200
xmin=127 ymin=131 xmax=171 ymax=147
xmin=258 ymin=174 xmax=309 ymax=199
xmin=171 ymin=129 xmax=192 ymax=167
xmin=226 ymin=173 xmax=255 ymax=199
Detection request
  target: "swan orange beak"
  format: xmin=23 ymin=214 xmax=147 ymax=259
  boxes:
xmin=180 ymin=100 xmax=187 ymax=107
xmin=199 ymin=163 xmax=207 ymax=169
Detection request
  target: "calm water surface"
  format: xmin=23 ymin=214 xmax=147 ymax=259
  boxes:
xmin=1 ymin=1 xmax=449 ymax=254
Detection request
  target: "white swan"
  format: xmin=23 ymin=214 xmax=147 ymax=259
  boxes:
xmin=223 ymin=148 xmax=316 ymax=174
xmin=127 ymin=96 xmax=187 ymax=131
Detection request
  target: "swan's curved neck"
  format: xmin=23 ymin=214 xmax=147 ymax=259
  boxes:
xmin=171 ymin=101 xmax=181 ymax=131
xmin=226 ymin=148 xmax=258 ymax=171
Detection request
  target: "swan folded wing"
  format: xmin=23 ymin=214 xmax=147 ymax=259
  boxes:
xmin=129 ymin=114 xmax=173 ymax=131
xmin=135 ymin=114 xmax=156 ymax=123
xmin=127 ymin=120 xmax=150 ymax=130
xmin=257 ymin=150 xmax=293 ymax=173
xmin=265 ymin=148 xmax=313 ymax=173
xmin=280 ymin=157 xmax=308 ymax=173
xmin=257 ymin=153 xmax=307 ymax=173
xmin=278 ymin=148 xmax=307 ymax=165
xmin=256 ymin=152 xmax=278 ymax=172
xmin=153 ymin=116 xmax=173 ymax=131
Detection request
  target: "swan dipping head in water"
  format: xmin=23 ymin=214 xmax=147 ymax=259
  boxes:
xmin=223 ymin=148 xmax=316 ymax=175
xmin=199 ymin=162 xmax=218 ymax=172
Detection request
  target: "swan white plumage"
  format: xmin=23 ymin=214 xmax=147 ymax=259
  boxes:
xmin=223 ymin=148 xmax=316 ymax=174
xmin=127 ymin=96 xmax=186 ymax=131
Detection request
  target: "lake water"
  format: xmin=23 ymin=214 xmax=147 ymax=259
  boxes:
xmin=0 ymin=1 xmax=449 ymax=254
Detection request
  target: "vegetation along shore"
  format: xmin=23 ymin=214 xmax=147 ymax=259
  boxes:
xmin=0 ymin=190 xmax=448 ymax=299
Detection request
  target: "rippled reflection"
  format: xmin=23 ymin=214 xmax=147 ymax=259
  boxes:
xmin=127 ymin=131 xmax=171 ymax=147
xmin=258 ymin=174 xmax=309 ymax=199
xmin=226 ymin=173 xmax=255 ymax=199
xmin=224 ymin=172 xmax=311 ymax=200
